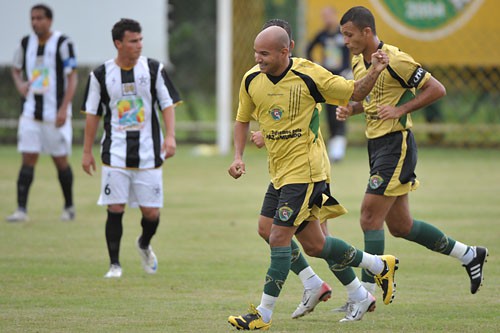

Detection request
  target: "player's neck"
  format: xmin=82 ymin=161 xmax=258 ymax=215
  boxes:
xmin=115 ymin=56 xmax=138 ymax=70
xmin=362 ymin=37 xmax=381 ymax=64
xmin=37 ymin=31 xmax=52 ymax=44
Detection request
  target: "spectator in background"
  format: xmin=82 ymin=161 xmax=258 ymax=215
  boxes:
xmin=81 ymin=18 xmax=180 ymax=278
xmin=306 ymin=6 xmax=351 ymax=162
xmin=7 ymin=4 xmax=78 ymax=222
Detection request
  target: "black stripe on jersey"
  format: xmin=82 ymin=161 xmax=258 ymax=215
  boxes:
xmin=126 ymin=131 xmax=141 ymax=168
xmin=387 ymin=65 xmax=412 ymax=89
xmin=92 ymin=64 xmax=112 ymax=165
xmin=34 ymin=95 xmax=43 ymax=120
xmin=55 ymin=36 xmax=68 ymax=109
xmin=289 ymin=85 xmax=301 ymax=122
xmin=121 ymin=67 xmax=135 ymax=83
xmin=34 ymin=44 xmax=45 ymax=120
xmin=147 ymin=58 xmax=163 ymax=167
xmin=245 ymin=71 xmax=261 ymax=94
xmin=291 ymin=70 xmax=325 ymax=103
xmin=160 ymin=67 xmax=181 ymax=104
xmin=21 ymin=36 xmax=29 ymax=72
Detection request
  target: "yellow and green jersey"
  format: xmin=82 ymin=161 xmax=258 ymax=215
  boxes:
xmin=237 ymin=57 xmax=354 ymax=188
xmin=352 ymin=42 xmax=432 ymax=139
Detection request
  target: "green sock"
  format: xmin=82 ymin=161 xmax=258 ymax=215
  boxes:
xmin=290 ymin=239 xmax=310 ymax=275
xmin=264 ymin=246 xmax=291 ymax=297
xmin=320 ymin=236 xmax=363 ymax=267
xmin=325 ymin=258 xmax=357 ymax=285
xmin=361 ymin=230 xmax=385 ymax=284
xmin=404 ymin=219 xmax=456 ymax=254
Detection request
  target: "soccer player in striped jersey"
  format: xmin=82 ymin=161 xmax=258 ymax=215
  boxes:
xmin=7 ymin=4 xmax=78 ymax=223
xmin=81 ymin=18 xmax=180 ymax=278
xmin=336 ymin=6 xmax=488 ymax=301
xmin=228 ymin=25 xmax=398 ymax=331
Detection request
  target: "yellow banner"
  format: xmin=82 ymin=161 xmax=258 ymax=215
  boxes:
xmin=305 ymin=0 xmax=500 ymax=66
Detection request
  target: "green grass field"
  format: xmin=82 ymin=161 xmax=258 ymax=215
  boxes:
xmin=0 ymin=144 xmax=498 ymax=332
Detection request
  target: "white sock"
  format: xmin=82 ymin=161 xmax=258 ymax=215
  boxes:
xmin=361 ymin=281 xmax=377 ymax=295
xmin=452 ymin=242 xmax=474 ymax=265
xmin=331 ymin=136 xmax=347 ymax=161
xmin=360 ymin=253 xmax=384 ymax=275
xmin=298 ymin=267 xmax=323 ymax=290
xmin=257 ymin=293 xmax=276 ymax=323
xmin=345 ymin=278 xmax=365 ymax=302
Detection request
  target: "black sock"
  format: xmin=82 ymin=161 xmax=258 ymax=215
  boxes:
xmin=106 ymin=210 xmax=124 ymax=265
xmin=17 ymin=165 xmax=34 ymax=210
xmin=58 ymin=166 xmax=73 ymax=208
xmin=139 ymin=216 xmax=159 ymax=249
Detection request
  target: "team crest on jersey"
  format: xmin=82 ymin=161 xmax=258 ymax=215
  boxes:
xmin=365 ymin=94 xmax=371 ymax=103
xmin=278 ymin=205 xmax=294 ymax=221
xmin=369 ymin=174 xmax=384 ymax=189
xmin=122 ymin=82 xmax=137 ymax=96
xmin=269 ymin=107 xmax=284 ymax=121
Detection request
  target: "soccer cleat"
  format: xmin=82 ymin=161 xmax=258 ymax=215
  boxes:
xmin=136 ymin=237 xmax=158 ymax=274
xmin=463 ymin=246 xmax=488 ymax=294
xmin=60 ymin=206 xmax=75 ymax=221
xmin=291 ymin=281 xmax=332 ymax=319
xmin=6 ymin=209 xmax=29 ymax=222
xmin=228 ymin=304 xmax=271 ymax=330
xmin=331 ymin=301 xmax=351 ymax=313
xmin=104 ymin=264 xmax=122 ymax=278
xmin=374 ymin=255 xmax=399 ymax=305
xmin=339 ymin=291 xmax=376 ymax=322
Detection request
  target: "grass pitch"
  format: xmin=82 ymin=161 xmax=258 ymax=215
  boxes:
xmin=0 ymin=144 xmax=498 ymax=332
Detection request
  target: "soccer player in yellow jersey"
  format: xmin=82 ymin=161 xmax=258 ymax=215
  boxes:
xmin=336 ymin=6 xmax=488 ymax=303
xmin=246 ymin=19 xmax=376 ymax=323
xmin=227 ymin=25 xmax=398 ymax=331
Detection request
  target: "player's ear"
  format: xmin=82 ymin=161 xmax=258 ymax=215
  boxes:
xmin=289 ymin=40 xmax=295 ymax=51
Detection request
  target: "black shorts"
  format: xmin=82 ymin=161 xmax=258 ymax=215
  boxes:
xmin=366 ymin=130 xmax=419 ymax=196
xmin=260 ymin=181 xmax=326 ymax=227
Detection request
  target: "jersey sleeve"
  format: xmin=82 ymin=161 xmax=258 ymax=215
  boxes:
xmin=313 ymin=63 xmax=353 ymax=106
xmin=159 ymin=66 xmax=182 ymax=105
xmin=12 ymin=43 xmax=24 ymax=70
xmin=389 ymin=51 xmax=431 ymax=90
xmin=155 ymin=63 xmax=174 ymax=111
xmin=81 ymin=71 xmax=102 ymax=116
xmin=235 ymin=74 xmax=256 ymax=122
xmin=59 ymin=37 xmax=77 ymax=76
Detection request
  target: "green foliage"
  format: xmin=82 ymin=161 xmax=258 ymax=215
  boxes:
xmin=0 ymin=145 xmax=499 ymax=332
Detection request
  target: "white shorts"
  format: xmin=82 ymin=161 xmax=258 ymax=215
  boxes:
xmin=17 ymin=116 xmax=72 ymax=156
xmin=97 ymin=166 xmax=164 ymax=208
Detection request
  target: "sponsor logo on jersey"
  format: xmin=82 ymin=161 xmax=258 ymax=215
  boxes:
xmin=278 ymin=205 xmax=294 ymax=221
xmin=122 ymin=82 xmax=137 ymax=96
xmin=370 ymin=0 xmax=484 ymax=41
xmin=369 ymin=174 xmax=384 ymax=189
xmin=269 ymin=106 xmax=284 ymax=121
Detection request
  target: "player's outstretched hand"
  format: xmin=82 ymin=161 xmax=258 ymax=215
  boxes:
xmin=336 ymin=105 xmax=353 ymax=121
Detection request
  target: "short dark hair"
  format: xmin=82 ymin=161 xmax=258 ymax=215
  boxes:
xmin=31 ymin=4 xmax=53 ymax=20
xmin=340 ymin=6 xmax=376 ymax=35
xmin=262 ymin=19 xmax=292 ymax=40
xmin=112 ymin=18 xmax=142 ymax=42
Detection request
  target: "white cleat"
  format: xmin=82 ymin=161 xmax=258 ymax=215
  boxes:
xmin=6 ymin=209 xmax=29 ymax=222
xmin=104 ymin=264 xmax=122 ymax=278
xmin=60 ymin=206 xmax=75 ymax=221
xmin=339 ymin=291 xmax=376 ymax=322
xmin=291 ymin=281 xmax=332 ymax=319
xmin=136 ymin=237 xmax=158 ymax=274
